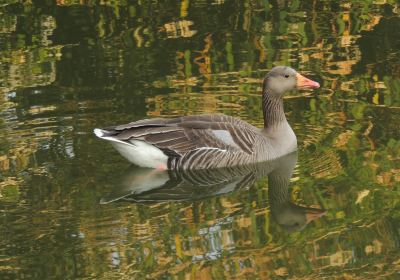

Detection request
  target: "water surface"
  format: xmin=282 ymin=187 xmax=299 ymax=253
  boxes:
xmin=1 ymin=0 xmax=400 ymax=279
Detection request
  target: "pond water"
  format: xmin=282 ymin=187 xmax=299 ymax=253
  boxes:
xmin=1 ymin=0 xmax=400 ymax=279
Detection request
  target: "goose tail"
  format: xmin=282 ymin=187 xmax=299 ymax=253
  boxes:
xmin=93 ymin=127 xmax=169 ymax=169
xmin=94 ymin=128 xmax=114 ymax=138
xmin=93 ymin=128 xmax=128 ymax=145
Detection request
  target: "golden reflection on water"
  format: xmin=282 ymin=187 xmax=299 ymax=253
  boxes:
xmin=0 ymin=0 xmax=399 ymax=279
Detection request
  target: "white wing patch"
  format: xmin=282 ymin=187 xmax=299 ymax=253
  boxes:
xmin=194 ymin=147 xmax=227 ymax=152
xmin=211 ymin=130 xmax=240 ymax=149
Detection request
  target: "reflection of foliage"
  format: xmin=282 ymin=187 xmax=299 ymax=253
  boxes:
xmin=0 ymin=47 xmax=62 ymax=93
xmin=0 ymin=7 xmax=61 ymax=93
xmin=0 ymin=3 xmax=62 ymax=210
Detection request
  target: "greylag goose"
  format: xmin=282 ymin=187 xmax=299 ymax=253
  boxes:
xmin=94 ymin=66 xmax=320 ymax=170
xmin=100 ymin=152 xmax=326 ymax=232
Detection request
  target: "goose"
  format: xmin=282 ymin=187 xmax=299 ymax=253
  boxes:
xmin=100 ymin=152 xmax=326 ymax=232
xmin=94 ymin=66 xmax=320 ymax=170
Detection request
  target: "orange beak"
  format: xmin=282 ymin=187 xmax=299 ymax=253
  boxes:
xmin=296 ymin=73 xmax=320 ymax=89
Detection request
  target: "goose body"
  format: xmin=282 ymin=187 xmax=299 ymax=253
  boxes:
xmin=94 ymin=66 xmax=320 ymax=170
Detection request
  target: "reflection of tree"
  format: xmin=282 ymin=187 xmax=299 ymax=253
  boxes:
xmin=0 ymin=5 xmax=62 ymax=204
xmin=353 ymin=7 xmax=400 ymax=106
xmin=0 ymin=14 xmax=60 ymax=94
xmin=163 ymin=20 xmax=197 ymax=39
xmin=0 ymin=47 xmax=60 ymax=93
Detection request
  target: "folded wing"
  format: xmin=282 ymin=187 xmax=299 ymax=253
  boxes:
xmin=101 ymin=114 xmax=259 ymax=165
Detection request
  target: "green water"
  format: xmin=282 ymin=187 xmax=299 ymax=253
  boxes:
xmin=1 ymin=0 xmax=400 ymax=279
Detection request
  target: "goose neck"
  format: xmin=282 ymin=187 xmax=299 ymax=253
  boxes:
xmin=262 ymin=92 xmax=287 ymax=129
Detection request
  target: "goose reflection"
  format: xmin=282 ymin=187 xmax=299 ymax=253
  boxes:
xmin=101 ymin=152 xmax=326 ymax=232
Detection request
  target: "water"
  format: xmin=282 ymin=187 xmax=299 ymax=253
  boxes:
xmin=0 ymin=0 xmax=399 ymax=279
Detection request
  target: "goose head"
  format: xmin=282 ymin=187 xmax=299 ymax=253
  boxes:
xmin=263 ymin=66 xmax=320 ymax=96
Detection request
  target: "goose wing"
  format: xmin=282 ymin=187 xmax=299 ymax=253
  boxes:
xmin=100 ymin=114 xmax=259 ymax=158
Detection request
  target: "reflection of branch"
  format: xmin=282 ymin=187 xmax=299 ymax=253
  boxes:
xmin=242 ymin=8 xmax=251 ymax=32
xmin=134 ymin=26 xmax=143 ymax=47
xmin=175 ymin=51 xmax=185 ymax=78
xmin=193 ymin=34 xmax=212 ymax=76
xmin=363 ymin=119 xmax=375 ymax=150
xmin=253 ymin=35 xmax=266 ymax=63
xmin=164 ymin=20 xmax=197 ymax=39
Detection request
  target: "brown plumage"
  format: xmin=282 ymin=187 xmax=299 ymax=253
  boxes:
xmin=94 ymin=66 xmax=320 ymax=170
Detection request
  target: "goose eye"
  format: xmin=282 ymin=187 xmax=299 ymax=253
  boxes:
xmin=284 ymin=74 xmax=290 ymax=78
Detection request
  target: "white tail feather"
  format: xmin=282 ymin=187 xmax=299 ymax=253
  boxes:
xmin=93 ymin=128 xmax=133 ymax=146
xmin=93 ymin=128 xmax=106 ymax=138
xmin=94 ymin=128 xmax=168 ymax=169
